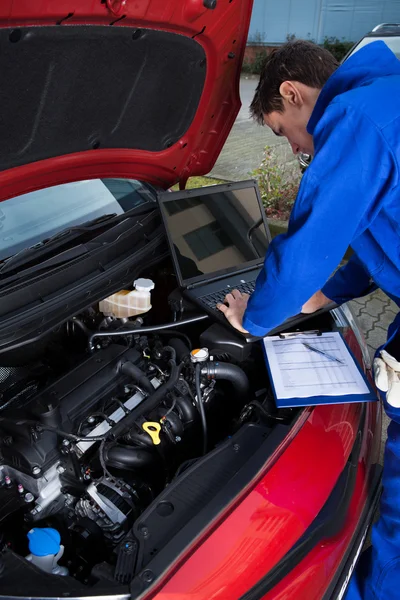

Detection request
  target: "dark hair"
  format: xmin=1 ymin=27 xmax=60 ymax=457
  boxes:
xmin=250 ymin=40 xmax=338 ymax=124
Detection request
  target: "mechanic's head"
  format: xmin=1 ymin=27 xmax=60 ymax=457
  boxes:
xmin=250 ymin=41 xmax=338 ymax=156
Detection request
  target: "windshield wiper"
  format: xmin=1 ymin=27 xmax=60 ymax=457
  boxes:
xmin=0 ymin=210 xmax=142 ymax=277
xmin=0 ymin=245 xmax=92 ymax=288
xmin=0 ymin=198 xmax=157 ymax=279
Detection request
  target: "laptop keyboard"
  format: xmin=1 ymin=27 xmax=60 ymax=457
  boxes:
xmin=200 ymin=280 xmax=256 ymax=308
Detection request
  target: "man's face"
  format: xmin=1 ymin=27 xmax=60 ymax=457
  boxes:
xmin=263 ymin=82 xmax=319 ymax=156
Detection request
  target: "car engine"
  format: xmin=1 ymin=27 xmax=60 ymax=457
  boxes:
xmin=0 ymin=281 xmax=284 ymax=586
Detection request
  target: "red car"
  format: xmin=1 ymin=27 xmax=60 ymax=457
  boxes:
xmin=0 ymin=1 xmax=381 ymax=599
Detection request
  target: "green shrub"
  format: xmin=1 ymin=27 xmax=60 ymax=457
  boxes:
xmin=243 ymin=36 xmax=354 ymax=74
xmin=252 ymin=49 xmax=269 ymax=74
xmin=250 ymin=147 xmax=301 ymax=220
xmin=322 ymin=36 xmax=354 ymax=62
xmin=243 ymin=49 xmax=268 ymax=74
xmin=171 ymin=176 xmax=224 ymax=191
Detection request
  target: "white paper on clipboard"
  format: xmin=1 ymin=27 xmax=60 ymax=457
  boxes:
xmin=263 ymin=332 xmax=370 ymax=400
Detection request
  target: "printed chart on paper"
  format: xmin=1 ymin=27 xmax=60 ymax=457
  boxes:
xmin=263 ymin=332 xmax=370 ymax=399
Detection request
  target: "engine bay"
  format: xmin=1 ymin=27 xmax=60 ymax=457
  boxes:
xmin=0 ymin=258 xmax=334 ymax=595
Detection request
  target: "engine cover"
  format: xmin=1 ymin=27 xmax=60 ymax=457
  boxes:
xmin=0 ymin=345 xmax=143 ymax=476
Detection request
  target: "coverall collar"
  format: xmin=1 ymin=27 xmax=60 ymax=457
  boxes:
xmin=307 ymin=40 xmax=400 ymax=136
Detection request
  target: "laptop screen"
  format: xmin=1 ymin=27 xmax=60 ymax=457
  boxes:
xmin=159 ymin=181 xmax=270 ymax=285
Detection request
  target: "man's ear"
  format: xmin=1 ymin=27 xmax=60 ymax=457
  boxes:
xmin=279 ymin=81 xmax=302 ymax=107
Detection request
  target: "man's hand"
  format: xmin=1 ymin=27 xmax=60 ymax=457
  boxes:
xmin=301 ymin=290 xmax=332 ymax=314
xmin=216 ymin=289 xmax=249 ymax=333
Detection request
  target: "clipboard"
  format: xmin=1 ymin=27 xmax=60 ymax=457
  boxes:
xmin=262 ymin=331 xmax=376 ymax=408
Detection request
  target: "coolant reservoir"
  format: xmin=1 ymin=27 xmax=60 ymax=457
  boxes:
xmin=99 ymin=278 xmax=155 ymax=318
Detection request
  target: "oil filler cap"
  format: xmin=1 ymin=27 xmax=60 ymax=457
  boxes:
xmin=142 ymin=422 xmax=161 ymax=445
xmin=190 ymin=348 xmax=209 ymax=363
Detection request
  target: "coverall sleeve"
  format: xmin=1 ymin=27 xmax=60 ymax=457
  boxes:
xmin=242 ymin=102 xmax=395 ymax=337
xmin=322 ymin=253 xmax=378 ymax=304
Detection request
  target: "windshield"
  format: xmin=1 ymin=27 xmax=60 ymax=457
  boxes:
xmin=350 ymin=36 xmax=400 ymax=59
xmin=0 ymin=179 xmax=156 ymax=262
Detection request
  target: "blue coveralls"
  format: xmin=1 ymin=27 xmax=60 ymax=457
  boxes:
xmin=241 ymin=41 xmax=400 ymax=599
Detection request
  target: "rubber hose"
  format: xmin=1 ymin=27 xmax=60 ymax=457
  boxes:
xmin=105 ymin=444 xmax=156 ymax=471
xmin=175 ymin=394 xmax=198 ymax=425
xmin=71 ymin=317 xmax=91 ymax=336
xmin=167 ymin=337 xmax=191 ymax=361
xmin=88 ymin=314 xmax=208 ymax=350
xmin=158 ymin=330 xmax=192 ymax=351
xmin=195 ymin=363 xmax=208 ymax=455
xmin=120 ymin=361 xmax=154 ymax=394
xmin=202 ymin=362 xmax=250 ymax=399
xmin=162 ymin=345 xmax=177 ymax=363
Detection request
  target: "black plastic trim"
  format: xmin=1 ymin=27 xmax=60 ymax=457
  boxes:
xmin=368 ymin=30 xmax=400 ymax=36
xmin=0 ymin=210 xmax=168 ymax=357
xmin=129 ymin=418 xmax=296 ymax=595
xmin=133 ymin=423 xmax=269 ymax=571
xmin=323 ymin=464 xmax=382 ymax=600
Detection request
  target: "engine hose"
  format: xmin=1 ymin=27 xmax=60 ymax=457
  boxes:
xmin=201 ymin=362 xmax=250 ymax=399
xmin=165 ymin=337 xmax=191 ymax=362
xmin=162 ymin=345 xmax=176 ymax=363
xmin=245 ymin=400 xmax=287 ymax=421
xmin=195 ymin=363 xmax=208 ymax=456
xmin=156 ymin=330 xmax=192 ymax=351
xmin=105 ymin=444 xmax=156 ymax=471
xmin=88 ymin=314 xmax=208 ymax=351
xmin=175 ymin=394 xmax=198 ymax=425
xmin=120 ymin=361 xmax=154 ymax=395
xmin=109 ymin=360 xmax=183 ymax=440
xmin=71 ymin=317 xmax=91 ymax=336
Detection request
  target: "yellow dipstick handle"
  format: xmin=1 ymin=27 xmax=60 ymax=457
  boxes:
xmin=142 ymin=422 xmax=161 ymax=445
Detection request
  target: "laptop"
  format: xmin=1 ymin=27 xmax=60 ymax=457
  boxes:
xmin=158 ymin=180 xmax=336 ymax=341
xmin=157 ymin=180 xmax=270 ymax=339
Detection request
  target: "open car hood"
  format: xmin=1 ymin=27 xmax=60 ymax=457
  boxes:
xmin=0 ymin=0 xmax=253 ymax=200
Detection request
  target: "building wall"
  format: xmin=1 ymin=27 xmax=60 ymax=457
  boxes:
xmin=249 ymin=0 xmax=400 ymax=44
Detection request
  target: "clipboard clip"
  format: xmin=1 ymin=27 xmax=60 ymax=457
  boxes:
xmin=279 ymin=330 xmax=322 ymax=339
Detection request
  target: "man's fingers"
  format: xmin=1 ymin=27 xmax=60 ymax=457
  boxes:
xmin=216 ymin=302 xmax=228 ymax=314
xmin=231 ymin=289 xmax=242 ymax=300
xmin=231 ymin=289 xmax=250 ymax=301
xmin=216 ymin=291 xmax=249 ymax=334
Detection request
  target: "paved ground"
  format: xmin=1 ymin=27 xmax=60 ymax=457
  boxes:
xmin=210 ymin=76 xmax=297 ymax=181
xmin=209 ymin=75 xmax=398 ymax=461
xmin=349 ymin=292 xmax=398 ymax=373
xmin=349 ymin=291 xmax=396 ymax=463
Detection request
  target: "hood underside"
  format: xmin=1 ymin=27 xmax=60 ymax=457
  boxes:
xmin=0 ymin=0 xmax=254 ymax=198
xmin=0 ymin=26 xmax=206 ymax=167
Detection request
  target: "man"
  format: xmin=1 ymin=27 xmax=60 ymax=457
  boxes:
xmin=217 ymin=40 xmax=400 ymax=599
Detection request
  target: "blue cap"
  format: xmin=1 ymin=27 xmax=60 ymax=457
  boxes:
xmin=27 ymin=528 xmax=61 ymax=557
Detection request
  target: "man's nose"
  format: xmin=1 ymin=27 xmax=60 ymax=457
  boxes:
xmin=290 ymin=141 xmax=300 ymax=155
